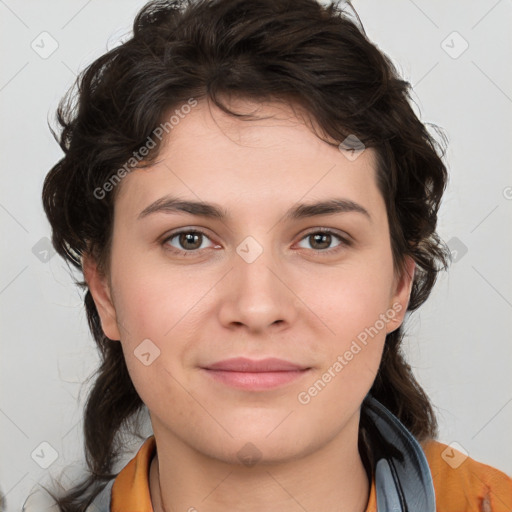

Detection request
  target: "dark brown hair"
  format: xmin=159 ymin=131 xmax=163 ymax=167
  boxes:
xmin=40 ymin=0 xmax=450 ymax=509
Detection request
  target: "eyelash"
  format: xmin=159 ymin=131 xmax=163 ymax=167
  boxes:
xmin=161 ymin=228 xmax=352 ymax=257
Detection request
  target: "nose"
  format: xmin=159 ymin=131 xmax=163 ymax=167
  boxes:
xmin=217 ymin=238 xmax=299 ymax=334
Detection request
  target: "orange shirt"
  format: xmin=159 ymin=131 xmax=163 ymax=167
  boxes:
xmin=111 ymin=435 xmax=512 ymax=512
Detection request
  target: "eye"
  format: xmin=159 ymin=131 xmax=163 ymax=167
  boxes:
xmin=296 ymin=229 xmax=351 ymax=254
xmin=161 ymin=228 xmax=351 ymax=257
xmin=162 ymin=229 xmax=218 ymax=255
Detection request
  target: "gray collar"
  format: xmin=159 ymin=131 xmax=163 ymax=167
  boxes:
xmin=362 ymin=394 xmax=436 ymax=511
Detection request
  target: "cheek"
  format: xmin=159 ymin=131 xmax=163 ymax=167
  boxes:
xmin=303 ymin=256 xmax=395 ymax=388
xmin=314 ymin=255 xmax=395 ymax=333
xmin=110 ymin=252 xmax=205 ymax=340
xmin=295 ymin=280 xmax=392 ymax=419
xmin=108 ymin=255 xmax=216 ymax=397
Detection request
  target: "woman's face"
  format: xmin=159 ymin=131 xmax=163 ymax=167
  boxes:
xmin=86 ymin=98 xmax=413 ymax=464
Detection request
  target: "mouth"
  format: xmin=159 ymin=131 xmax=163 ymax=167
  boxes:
xmin=200 ymin=357 xmax=312 ymax=391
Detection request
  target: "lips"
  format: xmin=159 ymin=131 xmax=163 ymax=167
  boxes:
xmin=200 ymin=357 xmax=311 ymax=391
xmin=202 ymin=357 xmax=308 ymax=372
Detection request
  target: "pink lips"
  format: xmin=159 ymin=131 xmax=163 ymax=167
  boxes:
xmin=201 ymin=357 xmax=311 ymax=390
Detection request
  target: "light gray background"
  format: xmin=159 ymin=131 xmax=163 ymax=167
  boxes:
xmin=1 ymin=0 xmax=511 ymax=510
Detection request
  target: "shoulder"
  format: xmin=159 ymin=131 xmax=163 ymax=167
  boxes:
xmin=420 ymin=439 xmax=512 ymax=512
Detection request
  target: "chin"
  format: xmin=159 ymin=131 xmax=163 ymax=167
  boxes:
xmin=190 ymin=421 xmax=322 ymax=467
xmin=208 ymin=440 xmax=307 ymax=467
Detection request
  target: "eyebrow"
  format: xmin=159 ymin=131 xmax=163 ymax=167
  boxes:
xmin=137 ymin=195 xmax=371 ymax=222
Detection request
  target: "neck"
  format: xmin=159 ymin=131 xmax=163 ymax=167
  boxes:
xmin=149 ymin=418 xmax=371 ymax=512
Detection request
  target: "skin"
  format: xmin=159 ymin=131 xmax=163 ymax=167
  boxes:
xmin=84 ymin=97 xmax=415 ymax=512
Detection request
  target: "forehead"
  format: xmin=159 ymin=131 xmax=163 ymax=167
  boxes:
xmin=161 ymin=97 xmax=362 ymax=161
xmin=114 ymin=98 xmax=382 ymax=218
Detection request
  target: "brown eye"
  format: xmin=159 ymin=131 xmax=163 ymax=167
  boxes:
xmin=309 ymin=233 xmax=334 ymax=250
xmin=297 ymin=229 xmax=351 ymax=254
xmin=163 ymin=229 xmax=216 ymax=255
xmin=177 ymin=232 xmax=203 ymax=250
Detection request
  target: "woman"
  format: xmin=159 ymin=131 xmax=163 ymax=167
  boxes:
xmin=29 ymin=0 xmax=512 ymax=510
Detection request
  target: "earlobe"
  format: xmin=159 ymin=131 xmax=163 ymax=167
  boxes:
xmin=82 ymin=254 xmax=121 ymax=341
xmin=386 ymin=256 xmax=415 ymax=334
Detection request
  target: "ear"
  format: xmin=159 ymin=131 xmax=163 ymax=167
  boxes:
xmin=82 ymin=253 xmax=121 ymax=341
xmin=386 ymin=255 xmax=415 ymax=334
